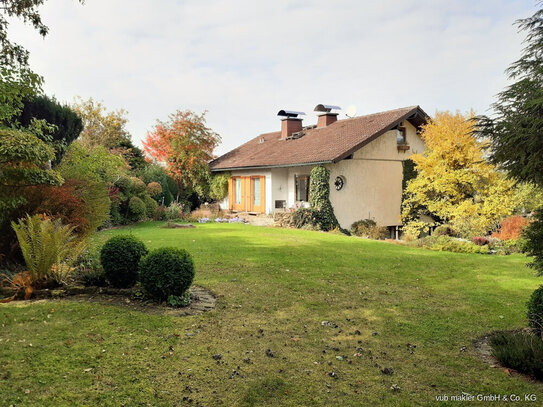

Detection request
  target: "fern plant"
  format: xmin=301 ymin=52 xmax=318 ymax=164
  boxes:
xmin=11 ymin=214 xmax=85 ymax=285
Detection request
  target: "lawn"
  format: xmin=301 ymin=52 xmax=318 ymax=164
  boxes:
xmin=1 ymin=222 xmax=543 ymax=406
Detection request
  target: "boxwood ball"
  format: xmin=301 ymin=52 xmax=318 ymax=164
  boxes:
xmin=138 ymin=247 xmax=195 ymax=301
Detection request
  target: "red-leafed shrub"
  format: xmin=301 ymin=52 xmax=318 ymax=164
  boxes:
xmin=492 ymin=215 xmax=531 ymax=240
xmin=24 ymin=180 xmax=89 ymax=233
xmin=23 ymin=178 xmax=110 ymax=235
xmin=472 ymin=236 xmax=490 ymax=246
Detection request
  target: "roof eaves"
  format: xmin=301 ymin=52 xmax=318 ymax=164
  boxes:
xmin=210 ymin=160 xmax=333 ymax=172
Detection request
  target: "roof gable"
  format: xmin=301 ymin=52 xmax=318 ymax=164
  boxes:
xmin=210 ymin=106 xmax=428 ymax=171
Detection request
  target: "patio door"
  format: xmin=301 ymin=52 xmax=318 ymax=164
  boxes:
xmin=249 ymin=176 xmax=265 ymax=213
xmin=229 ymin=176 xmax=265 ymax=213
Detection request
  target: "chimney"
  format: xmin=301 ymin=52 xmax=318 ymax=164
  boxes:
xmin=317 ymin=113 xmax=338 ymax=128
xmin=277 ymin=110 xmax=305 ymax=139
xmin=314 ymin=104 xmax=341 ymax=128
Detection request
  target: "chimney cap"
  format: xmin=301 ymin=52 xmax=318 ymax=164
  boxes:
xmin=277 ymin=110 xmax=306 ymax=118
xmin=314 ymin=104 xmax=341 ymax=113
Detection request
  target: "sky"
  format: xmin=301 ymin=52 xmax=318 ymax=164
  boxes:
xmin=7 ymin=0 xmax=539 ymax=155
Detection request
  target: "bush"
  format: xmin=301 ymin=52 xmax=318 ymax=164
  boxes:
xmin=527 ymin=286 xmax=543 ymax=337
xmin=143 ymin=195 xmax=159 ymax=219
xmin=492 ymin=215 xmax=530 ymax=240
xmin=472 ymin=236 xmax=489 ymax=246
xmin=433 ymin=224 xmax=457 ymax=237
xmin=128 ymin=196 xmax=146 ymax=221
xmin=138 ymin=247 xmax=195 ymax=302
xmin=147 ymin=181 xmax=162 ymax=197
xmin=410 ymin=235 xmax=489 ymax=254
xmin=100 ymin=235 xmax=148 ymax=288
xmin=165 ymin=202 xmax=184 ymax=220
xmin=130 ymin=177 xmax=147 ymax=194
xmin=351 ymin=219 xmax=387 ymax=240
xmin=154 ymin=205 xmax=166 ymax=221
xmin=74 ymin=249 xmax=106 ymax=287
xmin=292 ymin=208 xmax=321 ymax=229
xmin=490 ymin=331 xmax=543 ymax=380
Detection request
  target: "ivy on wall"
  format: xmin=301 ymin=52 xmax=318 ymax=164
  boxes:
xmin=309 ymin=165 xmax=340 ymax=231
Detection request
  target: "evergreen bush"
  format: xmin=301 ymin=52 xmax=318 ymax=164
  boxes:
xmin=138 ymin=247 xmax=195 ymax=302
xmin=100 ymin=235 xmax=147 ymax=288
xmin=527 ymin=286 xmax=543 ymax=337
xmin=308 ymin=166 xmax=339 ymax=231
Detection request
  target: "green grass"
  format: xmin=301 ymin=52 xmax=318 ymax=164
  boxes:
xmin=1 ymin=222 xmax=543 ymax=406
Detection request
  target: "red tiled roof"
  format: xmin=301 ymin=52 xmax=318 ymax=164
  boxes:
xmin=210 ymin=106 xmax=428 ymax=170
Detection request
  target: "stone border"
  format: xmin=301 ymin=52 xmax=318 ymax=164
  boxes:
xmin=0 ymin=285 xmax=217 ymax=316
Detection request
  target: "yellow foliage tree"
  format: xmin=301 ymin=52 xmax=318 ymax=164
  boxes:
xmin=401 ymin=111 xmax=515 ymax=238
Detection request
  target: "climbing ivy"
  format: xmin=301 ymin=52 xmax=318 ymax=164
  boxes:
xmin=309 ymin=165 xmax=340 ymax=231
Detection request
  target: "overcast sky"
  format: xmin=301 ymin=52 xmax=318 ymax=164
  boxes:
xmin=7 ymin=0 xmax=538 ymax=155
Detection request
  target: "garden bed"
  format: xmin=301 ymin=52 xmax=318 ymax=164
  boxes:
xmin=0 ymin=285 xmax=216 ymax=316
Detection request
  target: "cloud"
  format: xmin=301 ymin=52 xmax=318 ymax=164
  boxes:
xmin=7 ymin=0 xmax=537 ymax=155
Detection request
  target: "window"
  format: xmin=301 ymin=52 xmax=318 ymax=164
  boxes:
xmin=235 ymin=178 xmax=242 ymax=204
xmin=396 ymin=126 xmax=407 ymax=144
xmin=295 ymin=175 xmax=310 ymax=201
xmin=253 ymin=177 xmax=261 ymax=207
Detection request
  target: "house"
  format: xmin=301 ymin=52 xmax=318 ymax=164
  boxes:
xmin=209 ymin=104 xmax=429 ymax=234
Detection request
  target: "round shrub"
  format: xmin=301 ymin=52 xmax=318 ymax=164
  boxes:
xmin=138 ymin=247 xmax=195 ymax=301
xmin=293 ymin=208 xmax=320 ymax=229
xmin=100 ymin=235 xmax=148 ymax=288
xmin=527 ymin=286 xmax=543 ymax=337
xmin=143 ymin=195 xmax=159 ymax=219
xmin=130 ymin=177 xmax=147 ymax=194
xmin=147 ymin=181 xmax=162 ymax=197
xmin=128 ymin=196 xmax=146 ymax=221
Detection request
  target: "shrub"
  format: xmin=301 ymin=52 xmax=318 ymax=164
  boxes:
xmin=154 ymin=205 xmax=166 ymax=221
xmin=147 ymin=181 xmax=162 ymax=197
xmin=100 ymin=235 xmax=148 ymax=288
xmin=523 ymin=209 xmax=543 ymax=276
xmin=292 ymin=208 xmax=320 ymax=229
xmin=433 ymin=224 xmax=457 ymax=237
xmin=11 ymin=214 xmax=85 ymax=286
xmin=490 ymin=331 xmax=543 ymax=380
xmin=165 ymin=202 xmax=184 ymax=220
xmin=472 ymin=236 xmax=489 ymax=246
xmin=143 ymin=195 xmax=159 ymax=219
xmin=492 ymin=215 xmax=530 ymax=240
xmin=74 ymin=249 xmax=106 ymax=287
xmin=130 ymin=177 xmax=147 ymax=194
xmin=351 ymin=219 xmax=388 ymax=240
xmin=409 ymin=235 xmax=489 ymax=254
xmin=138 ymin=247 xmax=195 ymax=302
xmin=128 ymin=196 xmax=146 ymax=221
xmin=527 ymin=286 xmax=543 ymax=337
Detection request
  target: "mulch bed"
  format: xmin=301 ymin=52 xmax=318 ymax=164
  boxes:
xmin=0 ymin=285 xmax=217 ymax=316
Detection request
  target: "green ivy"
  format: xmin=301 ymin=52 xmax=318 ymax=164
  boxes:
xmin=402 ymin=159 xmax=416 ymax=192
xmin=309 ymin=166 xmax=340 ymax=231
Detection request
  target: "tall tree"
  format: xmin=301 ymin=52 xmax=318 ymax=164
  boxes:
xmin=143 ymin=110 xmax=221 ymax=199
xmin=72 ymin=97 xmax=131 ymax=150
xmin=402 ymin=111 xmax=515 ymax=238
xmin=18 ymin=95 xmax=83 ymax=164
xmin=478 ymin=7 xmax=543 ymax=274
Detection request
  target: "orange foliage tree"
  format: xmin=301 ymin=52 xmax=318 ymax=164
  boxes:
xmin=492 ymin=215 xmax=531 ymax=240
xmin=143 ymin=110 xmax=221 ymax=199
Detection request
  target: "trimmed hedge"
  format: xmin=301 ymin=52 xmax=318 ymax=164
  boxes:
xmin=138 ymin=247 xmax=195 ymax=302
xmin=100 ymin=235 xmax=148 ymax=288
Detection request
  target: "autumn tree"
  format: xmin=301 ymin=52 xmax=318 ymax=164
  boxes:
xmin=143 ymin=110 xmax=221 ymax=199
xmin=72 ymin=97 xmax=131 ymax=150
xmin=401 ymin=111 xmax=515 ymax=239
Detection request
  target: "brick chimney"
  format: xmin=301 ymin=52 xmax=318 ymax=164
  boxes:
xmin=314 ymin=104 xmax=341 ymax=128
xmin=281 ymin=117 xmax=303 ymax=139
xmin=277 ymin=109 xmax=305 ymax=139
xmin=317 ymin=113 xmax=338 ymax=128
